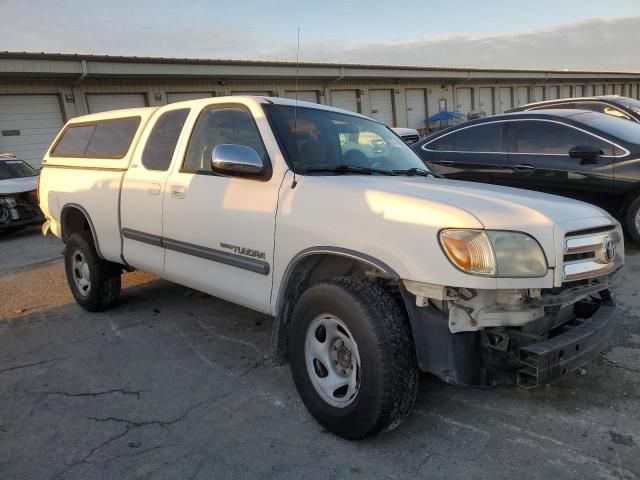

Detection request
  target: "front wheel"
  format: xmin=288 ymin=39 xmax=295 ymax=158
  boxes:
xmin=64 ymin=232 xmax=122 ymax=312
xmin=625 ymin=195 xmax=640 ymax=244
xmin=289 ymin=277 xmax=418 ymax=440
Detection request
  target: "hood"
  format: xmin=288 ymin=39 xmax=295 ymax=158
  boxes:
xmin=298 ymin=175 xmax=615 ymax=271
xmin=0 ymin=176 xmax=37 ymax=195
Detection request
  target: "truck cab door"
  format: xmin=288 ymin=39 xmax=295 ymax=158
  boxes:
xmin=162 ymin=103 xmax=281 ymax=314
xmin=120 ymin=107 xmax=191 ymax=275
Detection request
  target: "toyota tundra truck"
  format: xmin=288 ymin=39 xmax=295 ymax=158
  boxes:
xmin=38 ymin=96 xmax=624 ymax=439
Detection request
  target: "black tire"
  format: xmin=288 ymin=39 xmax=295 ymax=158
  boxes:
xmin=289 ymin=277 xmax=418 ymax=440
xmin=64 ymin=232 xmax=121 ymax=312
xmin=625 ymin=195 xmax=640 ymax=244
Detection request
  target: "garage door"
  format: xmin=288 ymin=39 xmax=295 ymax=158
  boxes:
xmin=0 ymin=94 xmax=65 ymax=167
xmin=331 ymin=90 xmax=359 ymax=113
xmin=455 ymin=88 xmax=473 ymax=117
xmin=533 ymin=86 xmax=545 ymax=102
xmin=498 ymin=87 xmax=512 ymax=113
xmin=86 ymin=93 xmax=147 ymax=114
xmin=166 ymin=92 xmax=213 ymax=103
xmin=546 ymin=86 xmax=559 ymax=100
xmin=595 ymin=85 xmax=605 ymax=95
xmin=231 ymin=91 xmax=271 ymax=96
xmin=405 ymin=89 xmax=426 ymax=129
xmin=574 ymin=85 xmax=584 ymax=97
xmin=560 ymin=86 xmax=572 ymax=98
xmin=514 ymin=87 xmax=529 ymax=107
xmin=284 ymin=91 xmax=319 ymax=103
xmin=369 ymin=90 xmax=394 ymax=126
xmin=478 ymin=88 xmax=494 ymax=115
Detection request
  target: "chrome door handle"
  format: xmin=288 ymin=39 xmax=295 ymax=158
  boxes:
xmin=171 ymin=187 xmax=186 ymax=199
xmin=513 ymin=164 xmax=535 ymax=171
xmin=148 ymin=183 xmax=161 ymax=195
xmin=438 ymin=160 xmax=454 ymax=165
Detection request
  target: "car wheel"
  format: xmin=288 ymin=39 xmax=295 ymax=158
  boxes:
xmin=625 ymin=195 xmax=640 ymax=244
xmin=289 ymin=277 xmax=418 ymax=440
xmin=64 ymin=232 xmax=121 ymax=312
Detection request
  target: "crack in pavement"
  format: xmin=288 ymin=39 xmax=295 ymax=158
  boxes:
xmin=39 ymin=388 xmax=142 ymax=399
xmin=50 ymin=392 xmax=233 ymax=479
xmin=0 ymin=356 xmax=67 ymax=375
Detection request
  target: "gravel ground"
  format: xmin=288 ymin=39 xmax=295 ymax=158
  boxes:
xmin=0 ymin=230 xmax=638 ymax=480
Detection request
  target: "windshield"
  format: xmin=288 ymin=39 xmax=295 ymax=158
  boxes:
xmin=264 ymin=104 xmax=429 ymax=174
xmin=615 ymin=97 xmax=640 ymax=116
xmin=0 ymin=159 xmax=38 ymax=180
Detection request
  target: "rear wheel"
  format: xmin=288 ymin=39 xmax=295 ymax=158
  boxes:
xmin=64 ymin=232 xmax=121 ymax=311
xmin=289 ymin=277 xmax=418 ymax=440
xmin=625 ymin=195 xmax=640 ymax=244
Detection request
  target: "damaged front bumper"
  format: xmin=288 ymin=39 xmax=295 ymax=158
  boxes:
xmin=401 ymin=285 xmax=618 ymax=389
xmin=0 ymin=191 xmax=43 ymax=231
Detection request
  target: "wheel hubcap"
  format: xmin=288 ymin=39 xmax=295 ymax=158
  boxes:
xmin=71 ymin=250 xmax=91 ymax=296
xmin=635 ymin=209 xmax=640 ymax=235
xmin=305 ymin=314 xmax=361 ymax=408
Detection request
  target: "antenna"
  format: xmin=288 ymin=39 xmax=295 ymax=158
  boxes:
xmin=291 ymin=26 xmax=301 ymax=189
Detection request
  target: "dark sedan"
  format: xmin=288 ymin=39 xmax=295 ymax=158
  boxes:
xmin=412 ymin=110 xmax=640 ymax=242
xmin=506 ymin=95 xmax=640 ymax=123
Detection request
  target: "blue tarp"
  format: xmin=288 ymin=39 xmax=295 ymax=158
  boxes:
xmin=426 ymin=111 xmax=464 ymax=122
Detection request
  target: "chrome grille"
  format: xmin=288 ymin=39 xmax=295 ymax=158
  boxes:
xmin=563 ymin=226 xmax=621 ymax=282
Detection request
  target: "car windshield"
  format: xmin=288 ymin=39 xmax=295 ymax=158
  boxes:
xmin=615 ymin=97 xmax=640 ymax=116
xmin=576 ymin=111 xmax=640 ymax=145
xmin=264 ymin=104 xmax=430 ymax=175
xmin=0 ymin=159 xmax=38 ymax=180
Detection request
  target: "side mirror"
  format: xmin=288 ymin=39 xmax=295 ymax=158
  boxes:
xmin=211 ymin=144 xmax=264 ymax=177
xmin=569 ymin=145 xmax=603 ymax=163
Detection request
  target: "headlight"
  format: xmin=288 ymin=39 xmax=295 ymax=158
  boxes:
xmin=440 ymin=229 xmax=547 ymax=278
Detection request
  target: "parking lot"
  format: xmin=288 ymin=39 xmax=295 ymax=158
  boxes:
xmin=0 ymin=228 xmax=638 ymax=480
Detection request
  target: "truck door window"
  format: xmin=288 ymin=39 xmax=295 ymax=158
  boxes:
xmin=142 ymin=109 xmax=190 ymax=171
xmin=182 ymin=106 xmax=267 ymax=174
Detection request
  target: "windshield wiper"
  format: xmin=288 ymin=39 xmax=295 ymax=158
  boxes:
xmin=299 ymin=165 xmax=395 ymax=176
xmin=392 ymin=167 xmax=441 ymax=178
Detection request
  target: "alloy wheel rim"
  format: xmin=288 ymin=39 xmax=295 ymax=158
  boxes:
xmin=71 ymin=249 xmax=91 ymax=296
xmin=304 ymin=314 xmax=361 ymax=408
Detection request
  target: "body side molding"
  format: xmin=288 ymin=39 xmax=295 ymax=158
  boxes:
xmin=121 ymin=228 xmax=270 ymax=275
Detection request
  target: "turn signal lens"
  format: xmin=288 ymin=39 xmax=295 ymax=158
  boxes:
xmin=440 ymin=230 xmax=496 ymax=275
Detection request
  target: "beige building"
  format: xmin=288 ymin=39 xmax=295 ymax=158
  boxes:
xmin=1 ymin=51 xmax=639 ymax=166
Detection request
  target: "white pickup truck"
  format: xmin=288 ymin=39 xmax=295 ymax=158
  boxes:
xmin=39 ymin=96 xmax=624 ymax=439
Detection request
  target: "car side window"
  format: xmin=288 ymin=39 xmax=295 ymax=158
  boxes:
xmin=142 ymin=109 xmax=190 ymax=171
xmin=453 ymin=123 xmax=503 ymax=152
xmin=510 ymin=121 xmax=615 ymax=156
xmin=530 ymin=102 xmax=575 ymax=110
xmin=182 ymin=106 xmax=267 ymax=173
xmin=431 ymin=134 xmax=453 ymax=151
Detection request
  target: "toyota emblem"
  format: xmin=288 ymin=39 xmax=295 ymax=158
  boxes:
xmin=603 ymin=238 xmax=616 ymax=263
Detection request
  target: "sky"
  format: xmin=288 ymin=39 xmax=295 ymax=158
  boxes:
xmin=1 ymin=0 xmax=639 ymax=71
